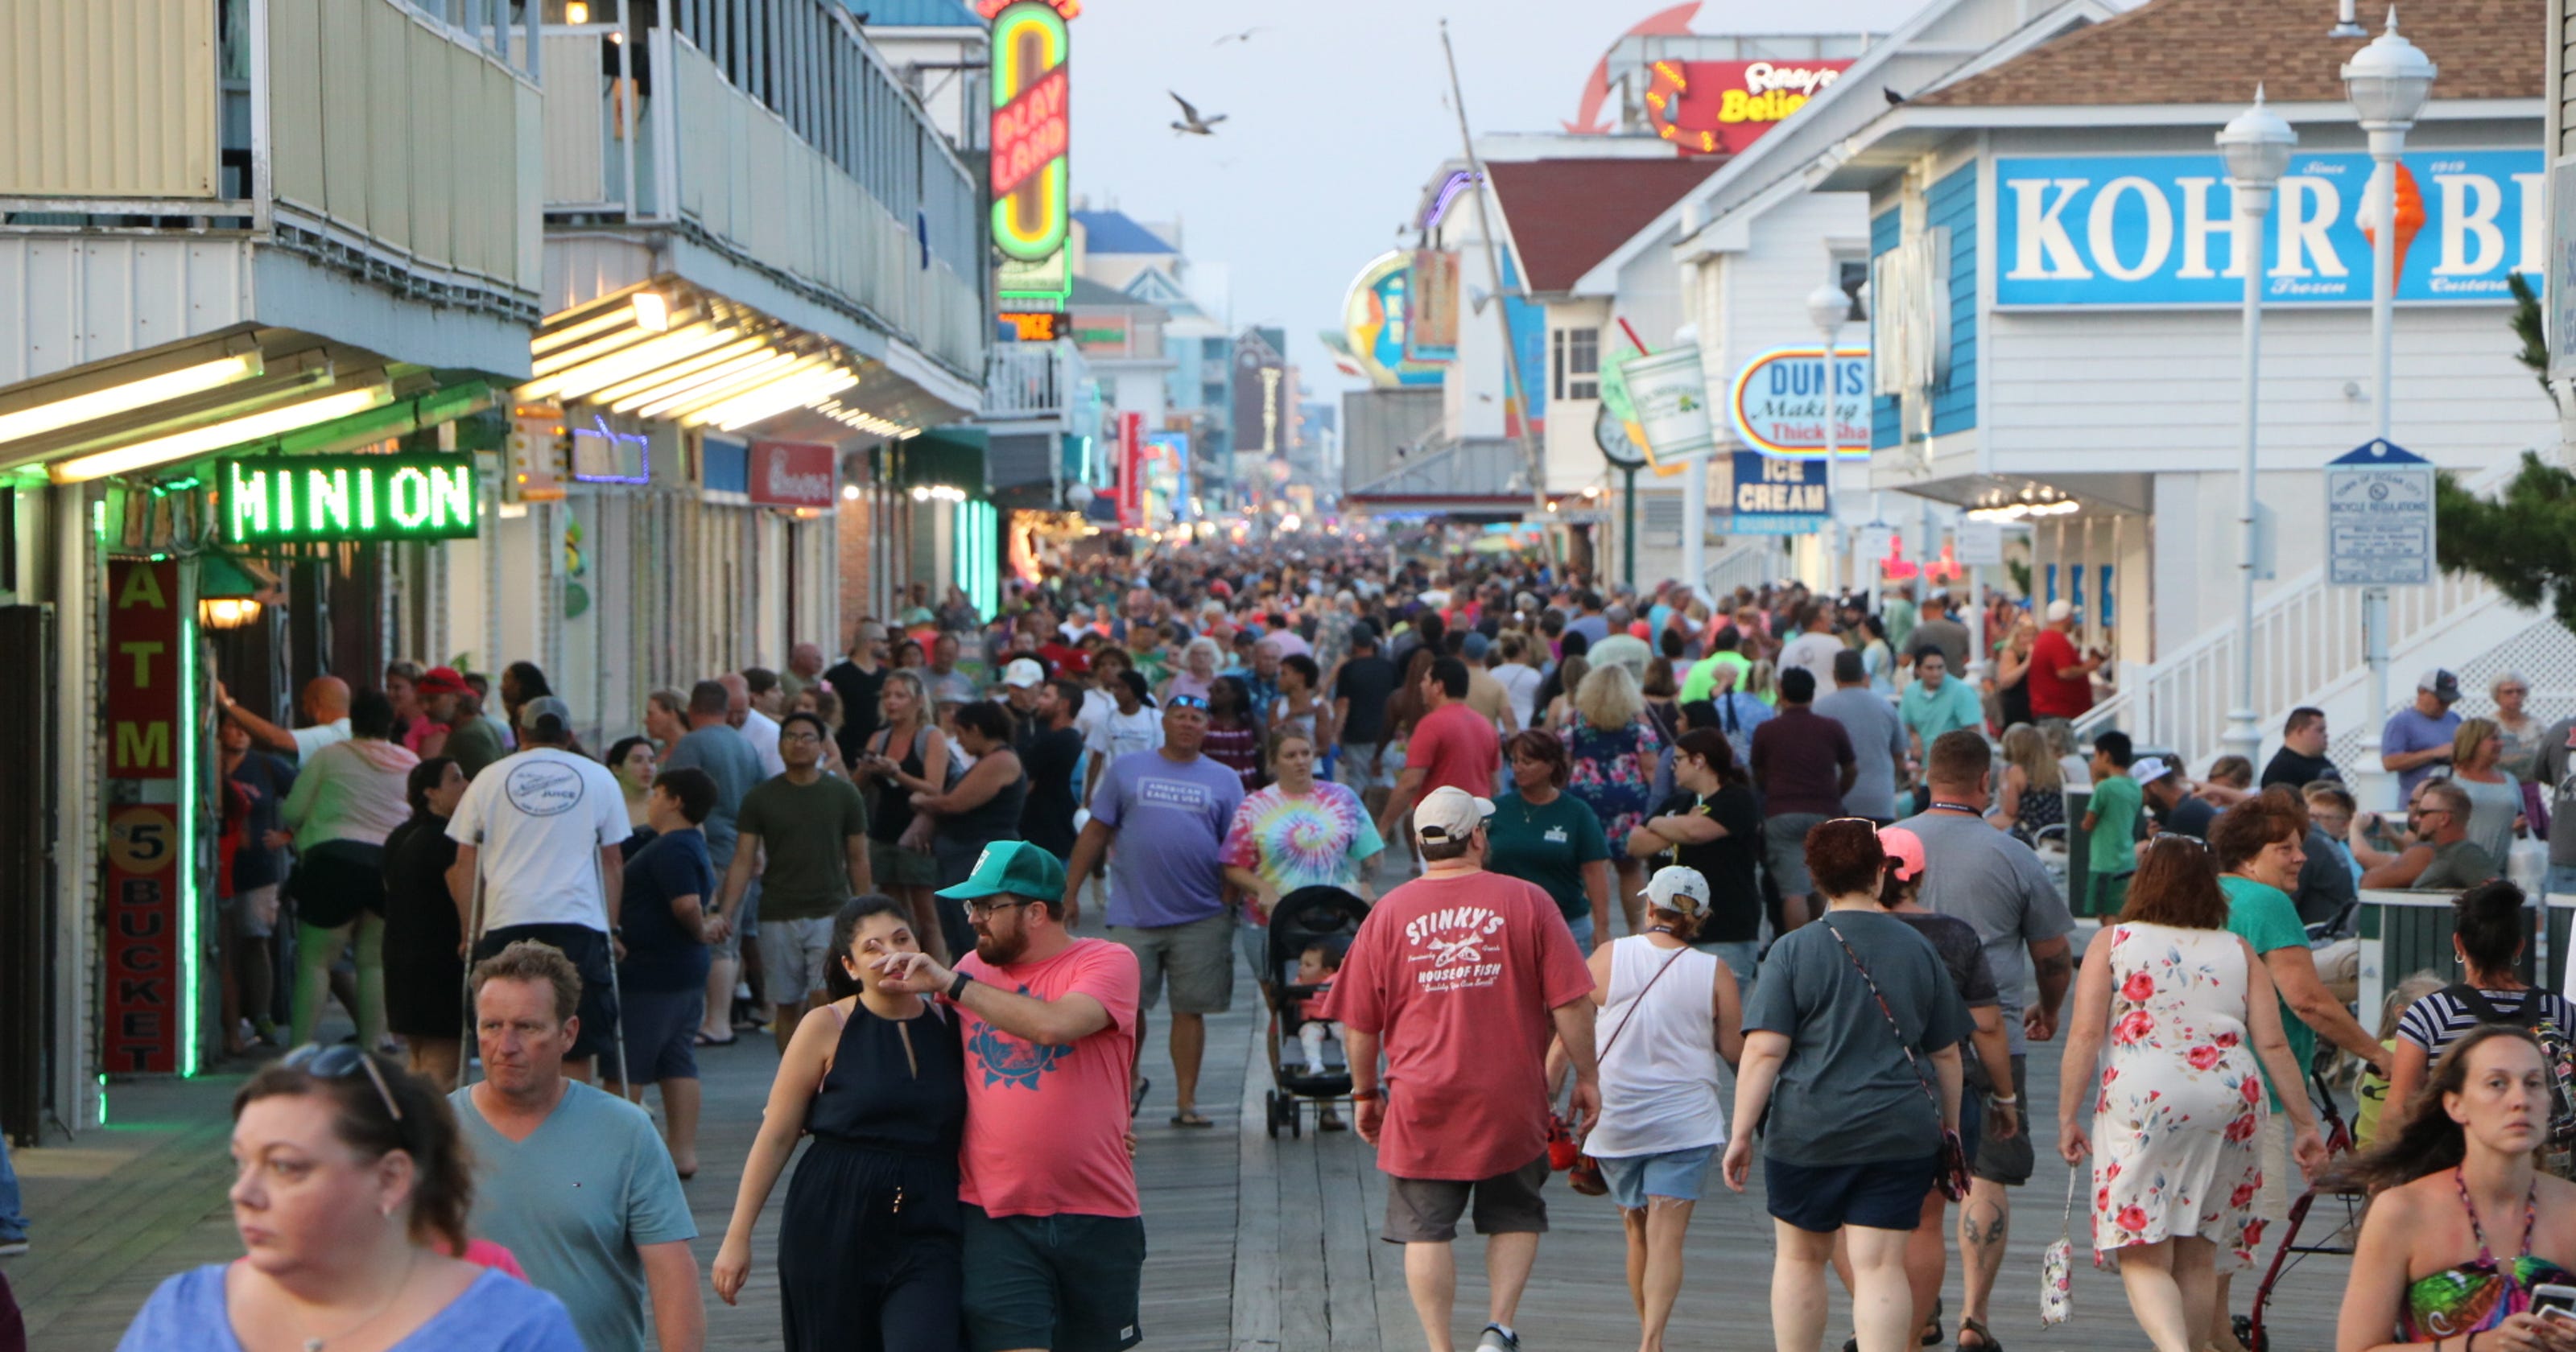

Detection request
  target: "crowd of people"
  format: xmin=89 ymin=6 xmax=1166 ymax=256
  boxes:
xmin=68 ymin=542 xmax=2576 ymax=1352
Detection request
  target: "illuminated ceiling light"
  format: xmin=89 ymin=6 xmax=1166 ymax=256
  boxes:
xmin=629 ymin=289 xmax=668 ymax=332
xmin=588 ymin=337 xmax=772 ymax=408
xmin=530 ymin=318 xmax=692 ymax=378
xmin=0 ymin=354 xmax=263 ymax=448
xmin=531 ymin=307 xmax=643 ymax=357
xmin=522 ymin=324 xmax=739 ymax=402
xmin=49 ymin=385 xmax=393 ymax=484
xmin=566 ymin=0 xmax=590 ymax=21
xmin=696 ymin=367 xmax=860 ymax=430
xmin=611 ymin=348 xmax=791 ymax=416
xmin=650 ymin=353 xmax=824 ymax=422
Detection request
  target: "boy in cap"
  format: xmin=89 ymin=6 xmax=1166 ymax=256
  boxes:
xmin=1323 ymin=785 xmax=1598 ymax=1352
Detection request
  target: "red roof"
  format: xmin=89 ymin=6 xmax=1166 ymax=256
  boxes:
xmin=1486 ymin=158 xmax=1726 ymax=295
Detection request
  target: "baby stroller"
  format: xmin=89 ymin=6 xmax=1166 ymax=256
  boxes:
xmin=1259 ymin=884 xmax=1370 ymax=1140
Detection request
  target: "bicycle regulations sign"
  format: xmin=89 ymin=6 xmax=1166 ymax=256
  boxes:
xmin=2325 ymin=439 xmax=2435 ymax=587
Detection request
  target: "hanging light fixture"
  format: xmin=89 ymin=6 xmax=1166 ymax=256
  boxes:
xmin=196 ymin=550 xmax=278 ymax=631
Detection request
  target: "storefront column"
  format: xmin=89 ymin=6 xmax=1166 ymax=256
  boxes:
xmin=52 ymin=484 xmax=96 ymax=1131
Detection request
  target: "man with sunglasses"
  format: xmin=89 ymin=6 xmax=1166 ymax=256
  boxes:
xmin=876 ymin=841 xmax=1146 ymax=1352
xmin=2357 ymin=778 xmax=2496 ymax=891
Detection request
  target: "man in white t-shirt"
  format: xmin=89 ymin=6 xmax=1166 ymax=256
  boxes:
xmin=217 ymin=674 xmax=353 ymax=765
xmin=447 ymin=695 xmax=634 ymax=1082
xmin=1777 ymin=601 xmax=1847 ymax=689
xmin=721 ymin=673 xmax=788 ymax=778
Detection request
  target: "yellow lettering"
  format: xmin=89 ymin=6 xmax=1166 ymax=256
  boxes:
xmin=114 ymin=721 xmax=171 ymax=770
xmin=1719 ymin=88 xmax=1750 ymax=123
xmin=115 ymin=566 xmax=166 ymax=610
xmin=118 ymin=641 xmax=165 ymax=688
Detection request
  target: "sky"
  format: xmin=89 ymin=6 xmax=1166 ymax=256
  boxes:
xmin=1066 ymin=0 xmax=1940 ymax=399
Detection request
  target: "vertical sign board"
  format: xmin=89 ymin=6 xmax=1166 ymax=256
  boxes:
xmin=104 ymin=559 xmax=183 ymax=1074
xmin=2326 ymin=439 xmax=2436 ymax=587
xmin=991 ymin=0 xmax=1071 ymax=310
xmin=1115 ymin=412 xmax=1145 ymax=529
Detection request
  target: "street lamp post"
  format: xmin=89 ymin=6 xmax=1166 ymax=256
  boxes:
xmin=2218 ymin=89 xmax=2296 ymax=767
xmin=2342 ymin=6 xmax=2436 ymax=807
xmin=1807 ymin=282 xmax=1850 ymax=596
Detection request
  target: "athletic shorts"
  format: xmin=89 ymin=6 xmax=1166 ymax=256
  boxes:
xmin=473 ymin=923 xmax=619 ymax=1065
xmin=757 ymin=915 xmax=836 ymax=1007
xmin=961 ymin=1207 xmax=1145 ymax=1352
xmin=1971 ymin=1054 xmax=2035 ymax=1186
xmin=1109 ymin=912 xmax=1234 ymax=1015
xmin=1383 ymin=1153 xmax=1551 ymax=1243
xmin=617 ymin=988 xmax=704 ymax=1082
xmin=1765 ymin=1153 xmax=1936 ymax=1234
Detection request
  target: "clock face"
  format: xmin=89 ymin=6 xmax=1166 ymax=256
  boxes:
xmin=1596 ymin=404 xmax=1648 ymax=471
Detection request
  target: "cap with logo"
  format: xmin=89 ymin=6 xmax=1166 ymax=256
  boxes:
xmin=2130 ymin=756 xmax=2174 ymax=787
xmin=1413 ymin=785 xmax=1494 ymax=844
xmin=1002 ymin=657 xmax=1046 ymax=689
xmin=935 ymin=839 xmax=1068 ymax=902
xmin=1643 ymin=866 xmax=1709 ymax=915
xmin=2418 ymin=668 xmax=2462 ymax=704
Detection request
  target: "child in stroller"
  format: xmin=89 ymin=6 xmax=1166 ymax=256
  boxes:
xmin=1261 ymin=885 xmax=1369 ymax=1139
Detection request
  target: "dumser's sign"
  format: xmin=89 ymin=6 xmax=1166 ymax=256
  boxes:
xmin=222 ymin=455 xmax=480 ymax=544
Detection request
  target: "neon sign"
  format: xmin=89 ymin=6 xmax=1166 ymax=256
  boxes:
xmin=1645 ymin=60 xmax=1852 ymax=155
xmin=976 ymin=0 xmax=1076 ymax=17
xmin=997 ymin=310 xmax=1065 ymax=341
xmin=990 ymin=2 xmax=1070 ymax=262
xmin=222 ymin=454 xmax=481 ymax=543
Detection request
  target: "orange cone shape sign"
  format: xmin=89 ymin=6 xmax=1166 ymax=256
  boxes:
xmin=2361 ymin=162 xmax=2427 ymax=293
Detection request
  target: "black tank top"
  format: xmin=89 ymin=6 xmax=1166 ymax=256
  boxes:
xmin=867 ymin=725 xmax=931 ymax=843
xmin=807 ymin=1000 xmax=967 ymax=1156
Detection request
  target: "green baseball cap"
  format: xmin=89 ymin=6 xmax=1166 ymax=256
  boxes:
xmin=934 ymin=840 xmax=1067 ymax=902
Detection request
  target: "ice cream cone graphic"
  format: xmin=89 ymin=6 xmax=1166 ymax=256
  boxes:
xmin=2361 ymin=162 xmax=2427 ymax=293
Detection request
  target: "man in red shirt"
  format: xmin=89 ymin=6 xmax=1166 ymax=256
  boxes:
xmin=1375 ymin=657 xmax=1502 ymax=844
xmin=2025 ymin=599 xmax=2103 ymax=720
xmin=1329 ymin=787 xmax=1598 ymax=1352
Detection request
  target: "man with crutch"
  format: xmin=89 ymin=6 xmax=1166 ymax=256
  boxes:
xmin=448 ymin=695 xmax=637 ymax=1086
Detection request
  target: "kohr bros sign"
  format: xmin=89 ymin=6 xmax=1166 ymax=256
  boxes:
xmin=1995 ymin=150 xmax=2543 ymax=307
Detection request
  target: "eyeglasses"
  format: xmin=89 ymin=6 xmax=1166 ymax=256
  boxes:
xmin=966 ymin=898 xmax=1034 ymax=918
xmin=283 ymin=1043 xmax=405 ymax=1127
xmin=778 ymin=732 xmax=824 ymax=746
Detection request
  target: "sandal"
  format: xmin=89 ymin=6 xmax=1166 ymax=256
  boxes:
xmin=694 ymin=1031 xmax=737 ymax=1048
xmin=1922 ymin=1296 xmax=1944 ymax=1346
xmin=1958 ymin=1316 xmax=2003 ymax=1352
xmin=1130 ymin=1076 xmax=1152 ymax=1120
xmin=1169 ymin=1111 xmax=1214 ymax=1128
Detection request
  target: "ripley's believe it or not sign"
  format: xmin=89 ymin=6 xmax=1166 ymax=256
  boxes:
xmin=1994 ymin=150 xmax=2544 ymax=307
xmin=990 ymin=2 xmax=1070 ymax=265
xmin=224 ymin=455 xmax=480 ymax=544
xmin=1646 ymin=60 xmax=1852 ymax=155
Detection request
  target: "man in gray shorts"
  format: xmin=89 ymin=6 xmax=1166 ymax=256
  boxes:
xmin=1063 ymin=694 xmax=1245 ymax=1128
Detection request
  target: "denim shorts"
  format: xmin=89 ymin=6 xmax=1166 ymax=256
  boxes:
xmin=1597 ymin=1144 xmax=1715 ymax=1209
xmin=1566 ymin=911 xmax=1596 ymax=954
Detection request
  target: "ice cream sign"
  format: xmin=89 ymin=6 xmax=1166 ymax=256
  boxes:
xmin=1993 ymin=150 xmax=2543 ymax=307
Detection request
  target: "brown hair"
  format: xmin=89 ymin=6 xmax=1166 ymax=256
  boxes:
xmin=1805 ymin=818 xmax=1887 ymax=898
xmin=2331 ymin=1024 xmax=2549 ymax=1193
xmin=470 ymin=940 xmax=582 ymax=1025
xmin=1263 ymin=723 xmax=1316 ymax=771
xmin=234 ymin=1053 xmax=474 ymax=1253
xmin=1925 ymin=729 xmax=1992 ymax=790
xmin=2117 ymin=836 xmax=2230 ymax=930
xmin=1503 ymin=729 xmax=1570 ymax=788
xmin=2209 ymin=789 xmax=2307 ymax=872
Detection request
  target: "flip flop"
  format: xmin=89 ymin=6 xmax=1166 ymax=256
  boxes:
xmin=694 ymin=1031 xmax=737 ymax=1048
xmin=1169 ymin=1111 xmax=1214 ymax=1128
xmin=1130 ymin=1076 xmax=1152 ymax=1119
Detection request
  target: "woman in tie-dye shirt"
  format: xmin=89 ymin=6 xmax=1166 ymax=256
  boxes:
xmin=1220 ymin=728 xmax=1385 ymax=987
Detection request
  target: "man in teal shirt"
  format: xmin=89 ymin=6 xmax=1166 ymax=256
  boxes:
xmin=1897 ymin=649 xmax=1983 ymax=761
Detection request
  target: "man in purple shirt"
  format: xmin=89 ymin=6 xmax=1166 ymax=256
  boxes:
xmin=1748 ymin=666 xmax=1856 ymax=931
xmin=1062 ymin=693 xmax=1247 ymax=1128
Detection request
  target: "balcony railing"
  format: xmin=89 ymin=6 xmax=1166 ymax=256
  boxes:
xmin=984 ymin=342 xmax=1085 ymax=420
xmin=0 ymin=0 xmax=543 ymax=320
xmin=537 ymin=3 xmax=985 ymax=379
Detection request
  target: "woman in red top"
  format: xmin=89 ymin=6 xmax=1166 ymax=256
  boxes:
xmin=1203 ymin=676 xmax=1265 ymax=791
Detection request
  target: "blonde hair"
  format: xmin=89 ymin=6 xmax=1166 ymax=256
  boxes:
xmin=2000 ymin=723 xmax=2063 ymax=793
xmin=2379 ymin=970 xmax=2446 ymax=1041
xmin=1743 ymin=658 xmax=1776 ymax=700
xmin=1574 ymin=663 xmax=1646 ymax=733
xmin=2453 ymin=716 xmax=2500 ymax=769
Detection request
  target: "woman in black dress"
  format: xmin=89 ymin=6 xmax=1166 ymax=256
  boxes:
xmin=379 ymin=757 xmax=465 ymax=1088
xmin=711 ymin=894 xmax=965 ymax=1352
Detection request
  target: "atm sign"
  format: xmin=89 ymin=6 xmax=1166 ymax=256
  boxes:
xmin=223 ymin=454 xmax=480 ymax=543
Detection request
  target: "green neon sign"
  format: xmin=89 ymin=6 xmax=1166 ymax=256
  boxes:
xmin=222 ymin=454 xmax=481 ymax=543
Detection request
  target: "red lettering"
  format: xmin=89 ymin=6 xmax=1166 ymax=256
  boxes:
xmin=989 ymin=67 xmax=1070 ymax=198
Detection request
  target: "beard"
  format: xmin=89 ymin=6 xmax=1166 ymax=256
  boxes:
xmin=975 ymin=926 xmax=1029 ymax=966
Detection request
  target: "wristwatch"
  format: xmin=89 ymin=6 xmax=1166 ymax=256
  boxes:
xmin=1348 ymin=1086 xmax=1381 ymax=1103
xmin=947 ymin=971 xmax=975 ymax=1002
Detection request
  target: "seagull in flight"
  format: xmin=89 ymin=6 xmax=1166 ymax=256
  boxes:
xmin=1213 ymin=25 xmax=1265 ymax=44
xmin=1169 ymin=91 xmax=1227 ymax=136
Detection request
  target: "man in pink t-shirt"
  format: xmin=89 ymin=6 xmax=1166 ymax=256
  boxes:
xmin=881 ymin=841 xmax=1146 ymax=1352
xmin=1327 ymin=787 xmax=1598 ymax=1352
xmin=1375 ymin=657 xmax=1503 ymax=844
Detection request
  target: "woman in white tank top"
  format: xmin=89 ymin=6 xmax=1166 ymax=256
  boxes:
xmin=1584 ymin=865 xmax=1744 ymax=1352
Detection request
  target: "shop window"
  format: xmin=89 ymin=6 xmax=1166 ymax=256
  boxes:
xmin=1553 ymin=327 xmax=1600 ymax=402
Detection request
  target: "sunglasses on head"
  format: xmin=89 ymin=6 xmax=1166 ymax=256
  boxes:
xmin=283 ymin=1043 xmax=405 ymax=1131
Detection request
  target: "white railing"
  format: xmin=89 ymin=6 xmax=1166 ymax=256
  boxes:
xmin=1703 ymin=541 xmax=1773 ymax=600
xmin=2075 ymin=459 xmax=2521 ymax=764
xmin=983 ymin=342 xmax=1078 ymax=418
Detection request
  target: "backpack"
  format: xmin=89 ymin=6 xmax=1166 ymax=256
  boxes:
xmin=2446 ymin=983 xmax=2576 ymax=1177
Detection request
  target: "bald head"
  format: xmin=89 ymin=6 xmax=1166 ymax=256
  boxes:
xmin=789 ymin=642 xmax=825 ymax=678
xmin=303 ymin=677 xmax=351 ymax=722
xmin=717 ymin=672 xmax=749 ymax=728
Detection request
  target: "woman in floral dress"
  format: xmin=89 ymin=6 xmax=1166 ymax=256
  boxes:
xmin=1563 ymin=664 xmax=1664 ymax=937
xmin=2057 ymin=836 xmax=2328 ymax=1352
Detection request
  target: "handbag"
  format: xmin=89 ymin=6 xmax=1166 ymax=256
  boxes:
xmin=1818 ymin=917 xmax=1973 ymax=1203
xmin=1569 ymin=944 xmax=1692 ymax=1197
xmin=2040 ymin=1168 xmax=2078 ymax=1325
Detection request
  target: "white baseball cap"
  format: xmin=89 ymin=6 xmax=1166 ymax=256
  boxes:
xmin=2046 ymin=599 xmax=2074 ymax=623
xmin=1002 ymin=657 xmax=1046 ymax=689
xmin=2131 ymin=756 xmax=2174 ymax=787
xmin=1644 ymin=866 xmax=1709 ymax=916
xmin=1413 ymin=785 xmax=1495 ymax=845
